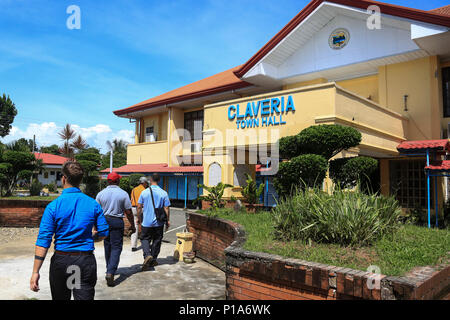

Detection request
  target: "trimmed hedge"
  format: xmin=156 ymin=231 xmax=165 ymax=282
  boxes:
xmin=274 ymin=154 xmax=328 ymax=196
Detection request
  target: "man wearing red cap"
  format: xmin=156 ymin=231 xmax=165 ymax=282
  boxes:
xmin=96 ymin=172 xmax=135 ymax=287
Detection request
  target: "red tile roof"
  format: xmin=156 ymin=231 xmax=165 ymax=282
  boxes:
xmin=397 ymin=140 xmax=450 ymax=153
xmin=429 ymin=5 xmax=450 ymax=17
xmin=425 ymin=160 xmax=450 ymax=172
xmin=34 ymin=152 xmax=69 ymax=165
xmin=113 ymin=65 xmax=251 ymax=116
xmin=101 ymin=163 xmax=203 ymax=174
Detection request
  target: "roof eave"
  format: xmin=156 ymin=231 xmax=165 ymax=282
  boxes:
xmin=235 ymin=0 xmax=450 ymax=78
xmin=113 ymin=81 xmax=252 ymax=117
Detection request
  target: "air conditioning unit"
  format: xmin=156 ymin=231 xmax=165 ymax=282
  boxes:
xmin=191 ymin=141 xmax=202 ymax=153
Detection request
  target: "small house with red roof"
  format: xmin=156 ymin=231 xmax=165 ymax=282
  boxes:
xmin=33 ymin=153 xmax=69 ymax=187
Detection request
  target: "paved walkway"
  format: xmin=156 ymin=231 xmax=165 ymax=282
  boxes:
xmin=0 ymin=233 xmax=225 ymax=300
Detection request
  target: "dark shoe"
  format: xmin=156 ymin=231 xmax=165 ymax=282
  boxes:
xmin=150 ymin=259 xmax=158 ymax=267
xmin=142 ymin=255 xmax=153 ymax=271
xmin=131 ymin=247 xmax=138 ymax=252
xmin=105 ymin=274 xmax=115 ymax=287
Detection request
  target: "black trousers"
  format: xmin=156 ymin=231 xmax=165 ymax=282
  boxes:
xmin=49 ymin=253 xmax=97 ymax=300
xmin=104 ymin=216 xmax=124 ymax=275
xmin=141 ymin=226 xmax=164 ymax=260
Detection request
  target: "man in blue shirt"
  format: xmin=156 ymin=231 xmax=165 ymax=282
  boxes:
xmin=137 ymin=173 xmax=170 ymax=271
xmin=30 ymin=161 xmax=109 ymax=300
xmin=96 ymin=172 xmax=135 ymax=287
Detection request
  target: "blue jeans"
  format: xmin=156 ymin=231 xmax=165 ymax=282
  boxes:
xmin=104 ymin=216 xmax=124 ymax=275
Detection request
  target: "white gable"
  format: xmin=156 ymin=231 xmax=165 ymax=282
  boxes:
xmin=242 ymin=2 xmax=448 ymax=85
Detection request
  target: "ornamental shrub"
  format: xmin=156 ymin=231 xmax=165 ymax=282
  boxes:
xmin=29 ymin=180 xmax=43 ymax=196
xmin=273 ymin=154 xmax=328 ymax=196
xmin=329 ymin=156 xmax=378 ymax=192
xmin=279 ymin=125 xmax=361 ymax=160
xmin=271 ymin=187 xmax=402 ymax=246
xmin=119 ymin=177 xmax=131 ymax=195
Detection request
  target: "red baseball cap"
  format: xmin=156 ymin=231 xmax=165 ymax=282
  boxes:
xmin=107 ymin=172 xmax=122 ymax=181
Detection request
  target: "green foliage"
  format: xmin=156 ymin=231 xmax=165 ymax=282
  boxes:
xmin=119 ymin=177 xmax=131 ymax=195
xmin=100 ymin=139 xmax=128 ymax=170
xmin=215 ymin=209 xmax=450 ymax=276
xmin=271 ymin=187 xmax=402 ymax=246
xmin=0 ymin=94 xmax=18 ymax=138
xmin=274 ymin=154 xmax=328 ymax=196
xmin=74 ymin=149 xmax=101 ymax=197
xmin=241 ymin=173 xmax=264 ymax=204
xmin=279 ymin=124 xmax=362 ymax=160
xmin=100 ymin=179 xmax=108 ymax=191
xmin=29 ymin=180 xmax=43 ymax=196
xmin=83 ymin=175 xmax=100 ymax=198
xmin=0 ymin=150 xmax=36 ymax=196
xmin=6 ymin=138 xmax=36 ymax=152
xmin=39 ymin=145 xmax=60 ymax=155
xmin=47 ymin=182 xmax=57 ymax=193
xmin=129 ymin=173 xmax=144 ymax=188
xmin=195 ymin=182 xmax=233 ymax=210
xmin=329 ymin=157 xmax=378 ymax=191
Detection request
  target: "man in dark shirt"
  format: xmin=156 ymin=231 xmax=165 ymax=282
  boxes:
xmin=30 ymin=161 xmax=109 ymax=300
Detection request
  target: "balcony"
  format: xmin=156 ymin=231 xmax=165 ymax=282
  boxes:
xmin=127 ymin=140 xmax=168 ymax=165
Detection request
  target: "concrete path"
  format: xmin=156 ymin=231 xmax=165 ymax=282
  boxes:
xmin=0 ymin=212 xmax=225 ymax=300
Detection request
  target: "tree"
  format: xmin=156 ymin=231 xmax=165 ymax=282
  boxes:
xmin=40 ymin=144 xmax=60 ymax=155
xmin=0 ymin=149 xmax=36 ymax=196
xmin=6 ymin=138 xmax=36 ymax=152
xmin=74 ymin=148 xmax=102 ymax=198
xmin=58 ymin=124 xmax=76 ymax=158
xmin=329 ymin=156 xmax=379 ymax=192
xmin=279 ymin=124 xmax=362 ymax=160
xmin=71 ymin=135 xmax=87 ymax=152
xmin=274 ymin=154 xmax=328 ymax=195
xmin=101 ymin=139 xmax=128 ymax=170
xmin=275 ymin=124 xmax=363 ymax=196
xmin=0 ymin=94 xmax=17 ymax=138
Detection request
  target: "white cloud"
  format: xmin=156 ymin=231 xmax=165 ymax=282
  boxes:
xmin=0 ymin=122 xmax=134 ymax=153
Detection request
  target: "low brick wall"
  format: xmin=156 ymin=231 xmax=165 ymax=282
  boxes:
xmin=187 ymin=211 xmax=450 ymax=300
xmin=0 ymin=199 xmax=52 ymax=227
xmin=186 ymin=212 xmax=245 ymax=271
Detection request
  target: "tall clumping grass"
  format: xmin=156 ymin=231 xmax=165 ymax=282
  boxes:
xmin=272 ymin=187 xmax=402 ymax=246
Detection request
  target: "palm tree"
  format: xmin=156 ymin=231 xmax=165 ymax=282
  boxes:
xmin=112 ymin=139 xmax=128 ymax=154
xmin=58 ymin=124 xmax=76 ymax=158
xmin=71 ymin=135 xmax=87 ymax=152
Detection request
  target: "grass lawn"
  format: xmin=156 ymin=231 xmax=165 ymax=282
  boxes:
xmin=1 ymin=196 xmax=58 ymax=201
xmin=211 ymin=210 xmax=450 ymax=276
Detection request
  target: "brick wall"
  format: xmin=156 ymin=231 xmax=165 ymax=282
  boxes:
xmin=187 ymin=211 xmax=450 ymax=300
xmin=0 ymin=199 xmax=51 ymax=227
xmin=187 ymin=212 xmax=244 ymax=271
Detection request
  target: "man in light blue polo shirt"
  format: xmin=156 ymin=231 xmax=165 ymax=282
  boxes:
xmin=96 ymin=172 xmax=135 ymax=287
xmin=137 ymin=173 xmax=170 ymax=270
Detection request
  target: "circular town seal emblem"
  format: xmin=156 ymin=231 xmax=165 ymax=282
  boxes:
xmin=329 ymin=28 xmax=350 ymax=50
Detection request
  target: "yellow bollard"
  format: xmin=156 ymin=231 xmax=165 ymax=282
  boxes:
xmin=174 ymin=232 xmax=193 ymax=261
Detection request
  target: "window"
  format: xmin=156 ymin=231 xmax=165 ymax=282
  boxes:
xmin=208 ymin=162 xmax=221 ymax=187
xmin=50 ymin=171 xmax=55 ymax=176
xmin=44 ymin=172 xmax=49 ymax=179
xmin=389 ymin=160 xmax=428 ymax=208
xmin=184 ymin=110 xmax=203 ymax=141
xmin=443 ymin=67 xmax=450 ymax=118
xmin=145 ymin=126 xmax=156 ymax=142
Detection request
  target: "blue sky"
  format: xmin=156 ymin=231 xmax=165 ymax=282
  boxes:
xmin=0 ymin=0 xmax=448 ymax=151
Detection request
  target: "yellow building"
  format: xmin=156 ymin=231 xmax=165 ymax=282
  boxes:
xmin=110 ymin=0 xmax=450 ymax=210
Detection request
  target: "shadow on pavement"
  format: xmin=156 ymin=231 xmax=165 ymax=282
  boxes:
xmin=114 ymin=264 xmax=142 ymax=286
